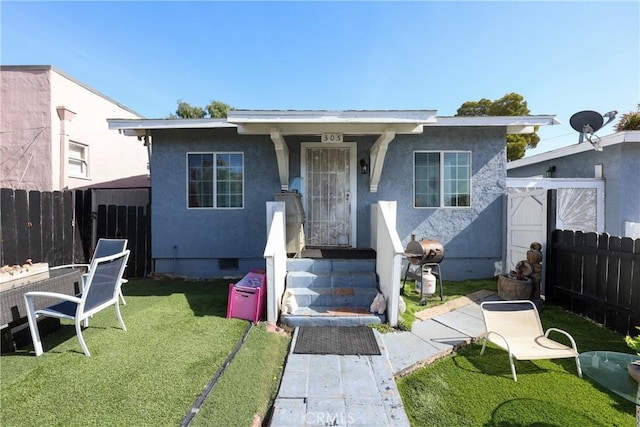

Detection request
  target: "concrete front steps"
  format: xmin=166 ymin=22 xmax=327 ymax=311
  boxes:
xmin=280 ymin=258 xmax=385 ymax=327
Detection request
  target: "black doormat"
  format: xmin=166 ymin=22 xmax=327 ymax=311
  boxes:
xmin=293 ymin=326 xmax=381 ymax=355
xmin=299 ymin=248 xmax=376 ymax=259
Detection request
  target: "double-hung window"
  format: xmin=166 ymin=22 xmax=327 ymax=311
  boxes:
xmin=68 ymin=141 xmax=89 ymax=178
xmin=188 ymin=152 xmax=243 ymax=209
xmin=414 ymin=151 xmax=471 ymax=208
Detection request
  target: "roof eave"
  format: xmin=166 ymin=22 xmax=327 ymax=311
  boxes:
xmin=431 ymin=115 xmax=559 ymax=135
xmin=433 ymin=115 xmax=560 ymax=126
xmin=227 ymin=109 xmax=439 ymax=124
xmin=107 ymin=113 xmax=561 ymax=136
xmin=108 ymin=118 xmax=236 ymax=130
xmin=507 ymin=130 xmax=640 ymax=169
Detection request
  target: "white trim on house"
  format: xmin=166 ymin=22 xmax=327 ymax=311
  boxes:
xmin=433 ymin=115 xmax=560 ymax=135
xmin=108 ymin=118 xmax=235 ymax=137
xmin=108 ymin=111 xmax=562 ymax=194
xmin=369 ymin=130 xmax=396 ymax=192
xmin=228 ymin=110 xmax=437 ymax=136
xmin=434 ymin=115 xmax=559 ymax=127
xmin=270 ymin=129 xmax=290 ymax=190
xmin=228 ymin=109 xmax=438 ymax=122
xmin=508 ymin=131 xmax=640 ymax=170
xmin=109 ymin=111 xmax=560 ymax=135
xmin=413 ymin=150 xmax=473 ymax=209
xmin=185 ymin=151 xmax=245 ymax=210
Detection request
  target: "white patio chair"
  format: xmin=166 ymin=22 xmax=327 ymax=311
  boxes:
xmin=480 ymin=300 xmax=582 ymax=382
xmin=51 ymin=238 xmax=128 ymax=305
xmin=24 ymin=249 xmax=130 ymax=357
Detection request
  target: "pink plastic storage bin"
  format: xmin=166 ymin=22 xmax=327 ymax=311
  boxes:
xmin=226 ymin=270 xmax=266 ymax=323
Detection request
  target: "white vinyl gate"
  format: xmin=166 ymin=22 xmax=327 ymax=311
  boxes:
xmin=506 ymin=188 xmax=547 ymax=273
xmin=505 ymin=178 xmax=605 ymax=294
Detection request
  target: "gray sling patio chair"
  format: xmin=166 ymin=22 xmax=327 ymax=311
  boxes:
xmin=480 ymin=300 xmax=582 ymax=382
xmin=51 ymin=238 xmax=128 ymax=305
xmin=24 ymin=249 xmax=130 ymax=357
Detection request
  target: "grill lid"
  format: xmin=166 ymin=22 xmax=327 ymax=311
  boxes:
xmin=404 ymin=239 xmax=445 ymax=264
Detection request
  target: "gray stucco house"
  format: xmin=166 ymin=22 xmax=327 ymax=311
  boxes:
xmin=109 ymin=110 xmax=558 ymax=325
xmin=508 ymin=131 xmax=640 ymax=238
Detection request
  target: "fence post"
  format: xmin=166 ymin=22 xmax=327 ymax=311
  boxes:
xmin=544 ymin=189 xmax=557 ymax=298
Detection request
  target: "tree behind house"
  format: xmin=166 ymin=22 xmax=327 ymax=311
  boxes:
xmin=168 ymin=100 xmax=233 ymax=119
xmin=615 ymin=104 xmax=640 ymax=131
xmin=456 ymin=92 xmax=539 ymax=161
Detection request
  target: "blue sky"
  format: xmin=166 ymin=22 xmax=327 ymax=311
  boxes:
xmin=2 ymin=1 xmax=638 ymax=156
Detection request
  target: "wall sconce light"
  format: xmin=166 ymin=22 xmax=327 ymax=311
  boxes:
xmin=360 ymin=158 xmax=369 ymax=175
xmin=545 ymin=165 xmax=556 ymax=178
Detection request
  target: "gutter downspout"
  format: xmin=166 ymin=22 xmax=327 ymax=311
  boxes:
xmin=142 ymin=131 xmax=152 ymax=169
xmin=143 ymin=131 xmax=154 ymax=275
xmin=56 ymin=106 xmax=76 ymax=190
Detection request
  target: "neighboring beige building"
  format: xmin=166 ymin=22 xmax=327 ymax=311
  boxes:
xmin=1 ymin=65 xmax=148 ymax=191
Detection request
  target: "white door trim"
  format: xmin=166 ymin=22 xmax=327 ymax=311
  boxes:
xmin=301 ymin=142 xmax=358 ymax=247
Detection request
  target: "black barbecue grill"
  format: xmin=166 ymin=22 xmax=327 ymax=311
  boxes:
xmin=404 ymin=239 xmax=445 ymax=265
xmin=403 ymin=237 xmax=445 ymax=305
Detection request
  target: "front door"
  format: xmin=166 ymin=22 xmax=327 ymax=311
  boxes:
xmin=302 ymin=143 xmax=356 ymax=246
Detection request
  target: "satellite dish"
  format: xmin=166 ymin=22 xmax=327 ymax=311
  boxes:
xmin=569 ymin=109 xmax=617 ymax=151
xmin=570 ymin=110 xmax=604 ymax=135
xmin=569 ymin=110 xmax=605 ymax=148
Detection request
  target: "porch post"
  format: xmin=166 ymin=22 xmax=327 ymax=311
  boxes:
xmin=270 ymin=128 xmax=289 ymax=191
xmin=264 ymin=201 xmax=287 ymax=324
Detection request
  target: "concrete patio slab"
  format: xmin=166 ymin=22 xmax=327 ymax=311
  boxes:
xmin=344 ymin=397 xmax=394 ymax=426
xmin=269 ymin=291 xmax=500 ymax=426
xmin=270 ymin=398 xmax=306 ymax=426
xmin=341 ymin=358 xmax=380 ymax=398
xmin=411 ymin=318 xmax=472 ymax=350
xmin=432 ymin=309 xmax=488 ymax=338
xmin=413 ymin=289 xmax=497 ymax=321
xmin=270 ymin=328 xmax=410 ymax=427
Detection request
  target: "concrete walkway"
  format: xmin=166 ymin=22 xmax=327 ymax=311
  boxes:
xmin=269 ymin=290 xmax=500 ymax=426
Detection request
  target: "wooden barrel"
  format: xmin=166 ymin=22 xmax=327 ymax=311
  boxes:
xmin=498 ymin=275 xmax=532 ymax=300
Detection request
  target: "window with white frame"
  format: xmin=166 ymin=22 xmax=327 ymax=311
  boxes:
xmin=414 ymin=151 xmax=471 ymax=208
xmin=68 ymin=141 xmax=89 ymax=178
xmin=187 ymin=152 xmax=243 ymax=208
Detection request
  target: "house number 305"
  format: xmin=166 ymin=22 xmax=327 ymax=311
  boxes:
xmin=321 ymin=133 xmax=343 ymax=143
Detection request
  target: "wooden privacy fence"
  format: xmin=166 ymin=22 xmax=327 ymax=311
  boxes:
xmin=1 ymin=188 xmax=150 ymax=278
xmin=95 ymin=203 xmax=150 ymax=277
xmin=547 ymin=230 xmax=640 ymax=335
xmin=1 ymin=188 xmax=82 ymax=268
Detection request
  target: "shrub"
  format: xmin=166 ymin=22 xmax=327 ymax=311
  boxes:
xmin=625 ymin=326 xmax=640 ymax=354
xmin=615 ymin=104 xmax=640 ymax=131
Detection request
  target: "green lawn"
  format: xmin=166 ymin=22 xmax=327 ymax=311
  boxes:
xmin=398 ymin=303 xmax=637 ymax=426
xmin=192 ymin=322 xmax=290 ymax=426
xmin=398 ymin=277 xmax=498 ymax=329
xmin=0 ymin=279 xmax=290 ymax=427
xmin=2 ymin=277 xmax=636 ymax=426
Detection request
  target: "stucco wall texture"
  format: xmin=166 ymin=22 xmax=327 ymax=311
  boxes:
xmin=1 ymin=66 xmax=147 ymax=191
xmin=150 ymin=126 xmax=507 ymax=280
xmin=507 ymin=139 xmax=640 ymax=237
xmin=1 ymin=69 xmax=53 ymax=190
